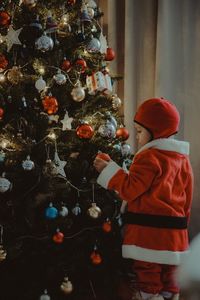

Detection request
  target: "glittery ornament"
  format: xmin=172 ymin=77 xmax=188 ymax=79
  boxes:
xmin=112 ymin=95 xmax=122 ymax=110
xmin=45 ymin=202 xmax=58 ymax=219
xmin=53 ymin=228 xmax=64 ymax=243
xmin=105 ymin=111 xmax=118 ymax=128
xmin=7 ymin=66 xmax=23 ymax=84
xmin=74 ymin=58 xmax=87 ymax=73
xmin=39 ymin=289 xmax=51 ymax=300
xmin=59 ymin=205 xmax=69 ymax=217
xmin=0 ymin=11 xmax=11 ymax=27
xmin=22 ymin=155 xmax=35 ymax=171
xmin=98 ymin=121 xmax=116 ymax=139
xmin=87 ymin=37 xmax=101 ymax=52
xmin=0 ymin=245 xmax=7 ymax=262
xmin=42 ymin=159 xmax=58 ymax=177
xmin=87 ymin=7 xmax=95 ymax=19
xmin=61 ymin=58 xmax=71 ymax=72
xmin=53 ymin=71 xmax=66 ymax=85
xmin=35 ymin=76 xmax=47 ymax=92
xmin=0 ymin=108 xmax=4 ymax=120
xmin=60 ymin=277 xmax=73 ymax=294
xmin=90 ymin=247 xmax=102 ymax=265
xmin=72 ymin=203 xmax=81 ymax=216
xmin=0 ymin=150 xmax=6 ymax=163
xmin=76 ymin=124 xmax=94 ymax=139
xmin=71 ymin=82 xmax=85 ymax=102
xmin=0 ymin=54 xmax=8 ymax=71
xmin=87 ymin=203 xmax=101 ymax=219
xmin=116 ymin=127 xmax=129 ymax=141
xmin=35 ymin=34 xmax=54 ymax=52
xmin=42 ymin=95 xmax=58 ymax=115
xmin=105 ymin=47 xmax=115 ymax=61
xmin=102 ymin=218 xmax=112 ymax=233
xmin=0 ymin=173 xmax=12 ymax=193
xmin=121 ymin=143 xmax=131 ymax=157
xmin=67 ymin=0 xmax=76 ymax=5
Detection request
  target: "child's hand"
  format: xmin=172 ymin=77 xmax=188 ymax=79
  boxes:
xmin=93 ymin=157 xmax=109 ymax=173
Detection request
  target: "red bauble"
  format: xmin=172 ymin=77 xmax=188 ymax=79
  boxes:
xmin=67 ymin=0 xmax=76 ymax=5
xmin=61 ymin=59 xmax=71 ymax=72
xmin=96 ymin=152 xmax=111 ymax=162
xmin=74 ymin=58 xmax=87 ymax=73
xmin=76 ymin=124 xmax=94 ymax=139
xmin=42 ymin=95 xmax=58 ymax=115
xmin=90 ymin=251 xmax=102 ymax=265
xmin=0 ymin=108 xmax=4 ymax=119
xmin=105 ymin=47 xmax=115 ymax=61
xmin=116 ymin=127 xmax=129 ymax=141
xmin=102 ymin=219 xmax=112 ymax=233
xmin=0 ymin=11 xmax=11 ymax=27
xmin=53 ymin=230 xmax=64 ymax=243
xmin=0 ymin=54 xmax=8 ymax=71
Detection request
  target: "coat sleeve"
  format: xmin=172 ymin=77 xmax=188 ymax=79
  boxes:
xmin=97 ymin=151 xmax=160 ymax=203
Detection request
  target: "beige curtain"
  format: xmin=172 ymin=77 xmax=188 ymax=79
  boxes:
xmin=99 ymin=0 xmax=200 ymax=238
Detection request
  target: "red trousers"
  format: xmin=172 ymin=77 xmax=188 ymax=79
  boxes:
xmin=132 ymin=260 xmax=179 ymax=295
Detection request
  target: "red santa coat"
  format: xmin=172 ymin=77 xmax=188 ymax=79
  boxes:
xmin=97 ymin=138 xmax=193 ymax=265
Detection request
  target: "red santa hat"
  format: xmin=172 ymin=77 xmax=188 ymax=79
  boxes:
xmin=134 ymin=97 xmax=180 ymax=139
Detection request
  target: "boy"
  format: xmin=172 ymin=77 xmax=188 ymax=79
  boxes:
xmin=93 ymin=98 xmax=193 ymax=300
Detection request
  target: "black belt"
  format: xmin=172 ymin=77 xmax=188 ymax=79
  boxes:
xmin=123 ymin=212 xmax=188 ymax=229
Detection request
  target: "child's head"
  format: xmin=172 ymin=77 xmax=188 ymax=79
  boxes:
xmin=134 ymin=98 xmax=180 ymax=144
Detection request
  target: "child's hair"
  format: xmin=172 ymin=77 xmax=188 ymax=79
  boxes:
xmin=134 ymin=97 xmax=180 ymax=139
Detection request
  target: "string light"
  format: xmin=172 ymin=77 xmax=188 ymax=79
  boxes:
xmin=0 ymin=74 xmax=6 ymax=83
xmin=47 ymin=132 xmax=56 ymax=140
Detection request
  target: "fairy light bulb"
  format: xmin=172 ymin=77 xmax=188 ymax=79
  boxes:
xmin=38 ymin=66 xmax=45 ymax=75
xmin=0 ymin=74 xmax=6 ymax=82
xmin=1 ymin=140 xmax=8 ymax=149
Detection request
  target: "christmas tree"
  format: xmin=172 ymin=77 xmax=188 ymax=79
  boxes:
xmin=0 ymin=0 xmax=132 ymax=299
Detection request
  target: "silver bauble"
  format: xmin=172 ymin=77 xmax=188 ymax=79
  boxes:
xmin=71 ymin=84 xmax=85 ymax=102
xmin=87 ymin=37 xmax=101 ymax=52
xmin=112 ymin=95 xmax=122 ymax=110
xmin=0 ymin=173 xmax=11 ymax=193
xmin=22 ymin=155 xmax=35 ymax=171
xmin=98 ymin=121 xmax=116 ymax=139
xmin=121 ymin=143 xmax=131 ymax=157
xmin=35 ymin=34 xmax=54 ymax=52
xmin=53 ymin=72 xmax=67 ymax=85
xmin=35 ymin=76 xmax=47 ymax=92
xmin=87 ymin=203 xmax=101 ymax=219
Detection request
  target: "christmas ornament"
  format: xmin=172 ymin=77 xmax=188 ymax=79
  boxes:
xmin=0 ymin=54 xmax=8 ymax=71
xmin=87 ymin=202 xmax=101 ymax=219
xmin=0 ymin=11 xmax=11 ymax=27
xmin=53 ymin=228 xmax=64 ymax=243
xmin=42 ymin=159 xmax=58 ymax=177
xmin=105 ymin=111 xmax=118 ymax=128
xmin=58 ymin=15 xmax=71 ymax=38
xmin=54 ymin=150 xmax=66 ymax=177
xmin=7 ymin=66 xmax=23 ymax=85
xmin=99 ymin=32 xmax=107 ymax=54
xmin=2 ymin=25 xmax=22 ymax=52
xmin=45 ymin=202 xmax=58 ymax=219
xmin=121 ymin=143 xmax=131 ymax=157
xmin=61 ymin=111 xmax=73 ymax=130
xmin=48 ymin=114 xmax=59 ymax=124
xmin=0 ymin=173 xmax=12 ymax=193
xmin=76 ymin=123 xmax=94 ymax=139
xmin=112 ymin=94 xmax=122 ymax=110
xmin=86 ymin=71 xmax=112 ymax=95
xmin=53 ymin=70 xmax=66 ymax=85
xmin=35 ymin=34 xmax=54 ymax=52
xmin=72 ymin=203 xmax=81 ymax=216
xmin=0 ymin=108 xmax=4 ymax=120
xmin=80 ymin=3 xmax=91 ymax=22
xmin=90 ymin=246 xmax=102 ymax=265
xmin=35 ymin=76 xmax=47 ymax=92
xmin=87 ymin=7 xmax=95 ymax=19
xmin=67 ymin=0 xmax=76 ymax=5
xmin=39 ymin=289 xmax=51 ymax=300
xmin=61 ymin=58 xmax=71 ymax=72
xmin=0 ymin=245 xmax=7 ymax=262
xmin=96 ymin=152 xmax=111 ymax=161
xmin=42 ymin=95 xmax=58 ymax=115
xmin=98 ymin=121 xmax=116 ymax=139
xmin=102 ymin=218 xmax=112 ymax=233
xmin=116 ymin=127 xmax=129 ymax=141
xmin=22 ymin=0 xmax=37 ymax=8
xmin=59 ymin=204 xmax=69 ymax=217
xmin=71 ymin=82 xmax=85 ymax=102
xmin=74 ymin=58 xmax=87 ymax=73
xmin=105 ymin=47 xmax=115 ymax=61
xmin=22 ymin=155 xmax=35 ymax=171
xmin=87 ymin=36 xmax=101 ymax=52
xmin=86 ymin=0 xmax=97 ymax=9
xmin=0 ymin=150 xmax=6 ymax=163
xmin=60 ymin=277 xmax=73 ymax=295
